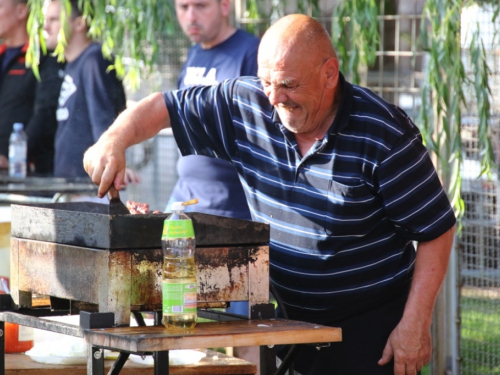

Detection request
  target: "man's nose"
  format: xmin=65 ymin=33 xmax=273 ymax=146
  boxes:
xmin=267 ymin=87 xmax=285 ymax=106
xmin=186 ymin=6 xmax=198 ymax=21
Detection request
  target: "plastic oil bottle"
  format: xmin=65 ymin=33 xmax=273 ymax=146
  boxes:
xmin=161 ymin=200 xmax=198 ymax=329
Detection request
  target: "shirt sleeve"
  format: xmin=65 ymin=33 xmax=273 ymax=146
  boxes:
xmin=163 ymin=80 xmax=238 ymax=163
xmin=378 ymin=123 xmax=456 ymax=241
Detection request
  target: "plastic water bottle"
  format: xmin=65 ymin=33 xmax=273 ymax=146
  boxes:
xmin=161 ymin=201 xmax=197 ymax=329
xmin=8 ymin=123 xmax=27 ymax=178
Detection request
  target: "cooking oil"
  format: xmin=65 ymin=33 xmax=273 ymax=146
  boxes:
xmin=161 ymin=201 xmax=197 ymax=329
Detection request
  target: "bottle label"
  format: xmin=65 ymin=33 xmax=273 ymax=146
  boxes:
xmin=162 ymin=278 xmax=197 ymax=315
xmin=162 ymin=220 xmax=194 ymax=240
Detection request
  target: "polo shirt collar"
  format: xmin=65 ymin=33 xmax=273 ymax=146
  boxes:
xmin=328 ymin=72 xmax=353 ymax=135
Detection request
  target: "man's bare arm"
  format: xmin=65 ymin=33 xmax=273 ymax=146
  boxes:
xmin=83 ymin=92 xmax=169 ymax=197
xmin=378 ymin=225 xmax=455 ymax=374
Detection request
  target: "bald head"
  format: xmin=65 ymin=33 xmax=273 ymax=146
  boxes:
xmin=256 ymin=14 xmax=341 ymax=143
xmin=258 ymin=14 xmax=336 ymax=69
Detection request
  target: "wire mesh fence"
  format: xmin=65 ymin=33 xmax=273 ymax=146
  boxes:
xmin=122 ymin=2 xmax=500 ymax=373
xmin=121 ymin=29 xmax=190 ymax=211
xmin=457 ymin=4 xmax=500 ymax=374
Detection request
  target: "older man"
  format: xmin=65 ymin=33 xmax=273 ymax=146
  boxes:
xmin=84 ymin=14 xmax=456 ymax=375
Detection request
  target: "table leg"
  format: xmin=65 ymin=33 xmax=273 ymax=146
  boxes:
xmin=260 ymin=345 xmax=277 ymax=375
xmin=108 ymin=352 xmax=130 ymax=375
xmin=0 ymin=321 xmax=4 ymax=375
xmin=154 ymin=350 xmax=169 ymax=375
xmin=88 ymin=346 xmax=105 ymax=375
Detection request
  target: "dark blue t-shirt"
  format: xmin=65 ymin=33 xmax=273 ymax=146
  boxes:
xmin=54 ymin=43 xmax=125 ymax=178
xmin=169 ymin=29 xmax=259 ymax=219
xmin=1 ymin=46 xmax=23 ymax=73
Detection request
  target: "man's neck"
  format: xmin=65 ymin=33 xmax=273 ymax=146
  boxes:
xmin=64 ymin=36 xmax=93 ymax=62
xmin=2 ymin=27 xmax=28 ymax=48
xmin=200 ymin=25 xmax=237 ymax=50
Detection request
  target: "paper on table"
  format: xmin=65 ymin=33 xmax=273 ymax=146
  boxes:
xmin=129 ymin=350 xmax=206 ymax=366
xmin=25 ymin=336 xmax=87 ymax=365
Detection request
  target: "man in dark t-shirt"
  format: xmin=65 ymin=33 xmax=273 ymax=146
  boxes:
xmin=0 ymin=0 xmax=62 ymax=175
xmin=167 ymin=0 xmax=259 ymax=220
xmin=48 ymin=0 xmax=126 ymax=178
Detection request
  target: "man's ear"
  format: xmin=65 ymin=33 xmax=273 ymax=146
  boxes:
xmin=220 ymin=0 xmax=231 ymax=17
xmin=324 ymin=57 xmax=339 ymax=89
xmin=74 ymin=16 xmax=88 ymax=33
xmin=16 ymin=3 xmax=29 ymax=21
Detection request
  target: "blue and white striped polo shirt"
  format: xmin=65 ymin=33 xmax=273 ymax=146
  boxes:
xmin=164 ymin=74 xmax=456 ymax=323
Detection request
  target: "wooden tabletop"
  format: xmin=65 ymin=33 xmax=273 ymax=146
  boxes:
xmin=84 ymin=319 xmax=342 ymax=353
xmin=6 ymin=349 xmax=257 ymax=375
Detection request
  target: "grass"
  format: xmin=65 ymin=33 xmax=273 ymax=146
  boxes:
xmin=460 ymin=296 xmax=500 ymax=375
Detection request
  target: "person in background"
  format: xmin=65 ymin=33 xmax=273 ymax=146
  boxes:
xmin=0 ymin=0 xmax=62 ymax=175
xmin=167 ymin=0 xmax=259 ymax=221
xmin=44 ymin=0 xmax=62 ymax=52
xmin=51 ymin=0 xmax=128 ymax=180
xmin=84 ymin=14 xmax=456 ymax=375
xmin=170 ymin=1 xmax=260 ymax=353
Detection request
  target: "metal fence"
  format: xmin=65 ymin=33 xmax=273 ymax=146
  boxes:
xmin=121 ymin=29 xmax=190 ymax=212
xmin=123 ymin=1 xmax=500 ymax=373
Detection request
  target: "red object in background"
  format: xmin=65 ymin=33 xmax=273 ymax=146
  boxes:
xmin=4 ymin=322 xmax=34 ymax=353
xmin=1 ymin=277 xmax=34 ymax=353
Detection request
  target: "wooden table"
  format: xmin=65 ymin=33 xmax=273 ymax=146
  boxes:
xmin=6 ymin=349 xmax=256 ymax=375
xmin=0 ymin=312 xmax=342 ymax=375
xmin=84 ymin=319 xmax=341 ymax=352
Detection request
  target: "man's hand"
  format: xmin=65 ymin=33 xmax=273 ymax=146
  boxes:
xmin=378 ymin=314 xmax=431 ymax=374
xmin=378 ymin=227 xmax=455 ymax=374
xmin=83 ymin=135 xmax=127 ymax=198
xmin=83 ymin=92 xmax=170 ymax=197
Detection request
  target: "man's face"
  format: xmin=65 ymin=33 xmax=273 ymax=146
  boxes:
xmin=0 ymin=0 xmax=26 ymax=41
xmin=258 ymin=49 xmax=332 ymax=135
xmin=44 ymin=0 xmax=61 ymax=50
xmin=175 ymin=0 xmax=226 ymax=48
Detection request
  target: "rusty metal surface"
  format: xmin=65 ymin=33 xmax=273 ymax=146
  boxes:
xmin=11 ymin=203 xmax=270 ymax=249
xmin=197 ymin=247 xmax=249 ymax=303
xmin=11 ymin=238 xmax=270 ymax=325
xmin=11 ymin=239 xmax=134 ymax=325
xmin=130 ymin=249 xmax=162 ymax=307
xmin=248 ymin=246 xmax=269 ymax=307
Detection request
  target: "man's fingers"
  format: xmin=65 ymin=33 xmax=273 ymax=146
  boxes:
xmin=98 ymin=165 xmax=119 ymax=198
xmin=378 ymin=342 xmax=393 ymax=366
xmin=113 ymin=169 xmax=126 ymax=191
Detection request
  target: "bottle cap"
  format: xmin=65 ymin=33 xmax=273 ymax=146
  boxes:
xmin=170 ymin=201 xmax=185 ymax=211
xmin=13 ymin=123 xmax=23 ymax=131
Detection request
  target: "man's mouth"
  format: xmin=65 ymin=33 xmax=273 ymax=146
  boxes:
xmin=281 ymin=104 xmax=299 ymax=112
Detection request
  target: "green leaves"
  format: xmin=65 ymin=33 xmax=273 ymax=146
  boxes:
xmin=419 ymin=0 xmax=498 ymax=223
xmin=26 ymin=0 xmax=175 ymax=90
xmin=331 ymin=0 xmax=379 ymax=84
